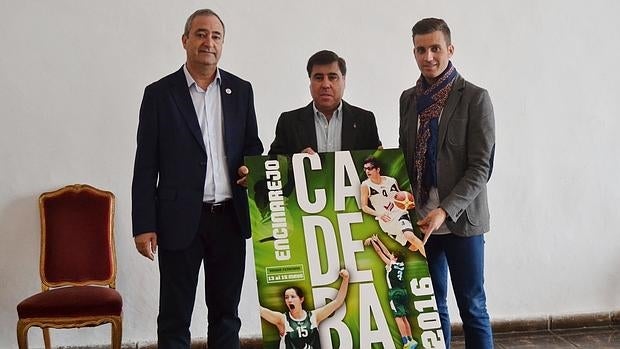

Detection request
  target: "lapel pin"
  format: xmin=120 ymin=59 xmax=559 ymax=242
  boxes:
xmin=225 ymin=88 xmax=232 ymax=95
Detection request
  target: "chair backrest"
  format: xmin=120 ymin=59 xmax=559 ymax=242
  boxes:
xmin=39 ymin=184 xmax=116 ymax=290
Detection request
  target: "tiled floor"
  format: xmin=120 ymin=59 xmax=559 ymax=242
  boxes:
xmin=451 ymin=326 xmax=620 ymax=349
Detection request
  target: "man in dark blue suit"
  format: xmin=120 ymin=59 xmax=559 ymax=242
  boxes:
xmin=131 ymin=9 xmax=263 ymax=349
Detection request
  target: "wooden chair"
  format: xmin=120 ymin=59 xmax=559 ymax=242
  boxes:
xmin=16 ymin=184 xmax=122 ymax=349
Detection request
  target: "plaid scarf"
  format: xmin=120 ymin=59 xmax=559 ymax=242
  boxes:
xmin=414 ymin=61 xmax=458 ymax=205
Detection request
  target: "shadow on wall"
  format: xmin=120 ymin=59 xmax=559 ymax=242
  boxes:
xmin=0 ymin=193 xmax=44 ymax=348
xmin=611 ymin=256 xmax=620 ymax=309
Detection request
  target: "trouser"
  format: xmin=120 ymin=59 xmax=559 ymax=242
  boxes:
xmin=157 ymin=202 xmax=246 ymax=349
xmin=426 ymin=233 xmax=493 ymax=349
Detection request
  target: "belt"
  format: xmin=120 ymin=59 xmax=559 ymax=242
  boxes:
xmin=203 ymin=200 xmax=232 ymax=214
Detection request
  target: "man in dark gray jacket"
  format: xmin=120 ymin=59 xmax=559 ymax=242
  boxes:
xmin=269 ymin=50 xmax=381 ymax=155
xmin=399 ymin=18 xmax=495 ymax=349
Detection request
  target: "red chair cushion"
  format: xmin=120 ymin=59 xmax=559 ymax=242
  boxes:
xmin=17 ymin=286 xmax=122 ymax=319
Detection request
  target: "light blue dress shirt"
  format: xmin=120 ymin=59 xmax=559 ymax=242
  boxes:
xmin=313 ymin=102 xmax=343 ymax=153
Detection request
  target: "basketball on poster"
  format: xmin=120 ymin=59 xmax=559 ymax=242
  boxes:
xmin=246 ymin=149 xmax=445 ymax=349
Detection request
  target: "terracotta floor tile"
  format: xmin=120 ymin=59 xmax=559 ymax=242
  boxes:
xmin=554 ymin=327 xmax=620 ymax=348
xmin=450 ymin=335 xmax=512 ymax=348
xmin=493 ymin=330 xmax=577 ymax=348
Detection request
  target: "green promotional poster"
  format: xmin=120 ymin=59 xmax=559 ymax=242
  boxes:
xmin=246 ymin=149 xmax=445 ymax=349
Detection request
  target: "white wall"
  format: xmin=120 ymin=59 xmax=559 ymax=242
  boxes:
xmin=1 ymin=0 xmax=619 ymax=347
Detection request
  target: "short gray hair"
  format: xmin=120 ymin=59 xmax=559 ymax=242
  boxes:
xmin=183 ymin=9 xmax=225 ymax=37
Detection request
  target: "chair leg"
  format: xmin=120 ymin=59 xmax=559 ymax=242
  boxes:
xmin=43 ymin=328 xmax=51 ymax=349
xmin=16 ymin=319 xmax=29 ymax=349
xmin=111 ymin=316 xmax=122 ymax=349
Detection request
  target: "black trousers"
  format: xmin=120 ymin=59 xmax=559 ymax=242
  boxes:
xmin=157 ymin=202 xmax=246 ymax=349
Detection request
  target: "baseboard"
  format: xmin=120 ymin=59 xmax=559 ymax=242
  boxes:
xmin=62 ymin=310 xmax=620 ymax=348
xmin=226 ymin=310 xmax=620 ymax=347
xmin=451 ymin=309 xmax=620 ymax=336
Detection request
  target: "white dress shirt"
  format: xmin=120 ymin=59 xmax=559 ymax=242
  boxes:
xmin=183 ymin=65 xmax=232 ymax=203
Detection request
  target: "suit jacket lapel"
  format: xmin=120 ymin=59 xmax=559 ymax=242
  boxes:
xmin=404 ymin=92 xmax=418 ymax=169
xmin=438 ymin=76 xmax=464 ymax=149
xmin=171 ymin=67 xmax=206 ymax=154
xmin=219 ymin=70 xmax=234 ymax=157
xmin=341 ymin=101 xmax=355 ymax=150
xmin=302 ymin=103 xmax=318 ymax=152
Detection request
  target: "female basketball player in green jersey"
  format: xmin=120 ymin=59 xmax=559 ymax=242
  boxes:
xmin=260 ymin=269 xmax=350 ymax=348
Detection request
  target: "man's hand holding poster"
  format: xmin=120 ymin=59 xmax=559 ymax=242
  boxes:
xmin=246 ymin=149 xmax=445 ymax=349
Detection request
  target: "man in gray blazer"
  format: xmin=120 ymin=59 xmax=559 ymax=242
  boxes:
xmin=399 ymin=18 xmax=495 ymax=348
xmin=269 ymin=50 xmax=381 ymax=155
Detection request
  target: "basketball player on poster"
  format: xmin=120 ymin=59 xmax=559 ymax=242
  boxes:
xmin=360 ymin=156 xmax=427 ymax=257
